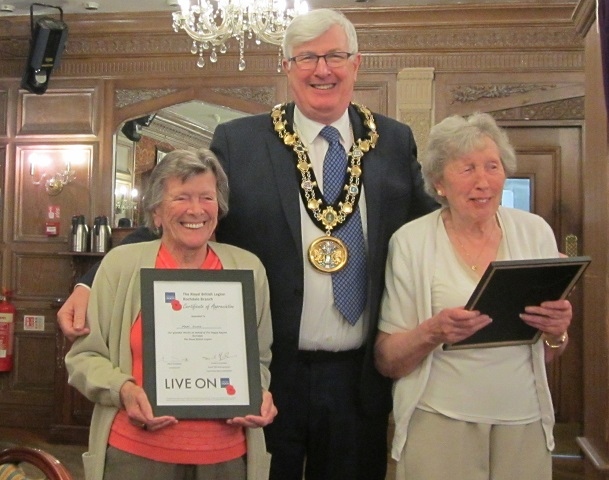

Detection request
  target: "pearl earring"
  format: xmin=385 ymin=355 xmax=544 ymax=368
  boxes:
xmin=437 ymin=190 xmax=443 ymax=196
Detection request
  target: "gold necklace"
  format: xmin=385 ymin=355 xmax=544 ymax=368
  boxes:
xmin=271 ymin=102 xmax=379 ymax=273
xmin=447 ymin=219 xmax=500 ymax=272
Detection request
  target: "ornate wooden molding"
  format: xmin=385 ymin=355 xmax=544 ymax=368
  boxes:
xmin=145 ymin=116 xmax=212 ymax=150
xmin=345 ymin=4 xmax=578 ymax=26
xmin=572 ymin=0 xmax=596 ymax=36
xmin=359 ymin=26 xmax=581 ymax=52
xmin=0 ymin=51 xmax=584 ymax=80
xmin=491 ymin=97 xmax=585 ymax=121
xmin=451 ymin=84 xmax=553 ymax=104
xmin=362 ymin=52 xmax=584 ymax=74
xmin=0 ymin=6 xmax=583 ymax=79
xmin=396 ymin=68 xmax=434 ymax=152
xmin=2 ymin=25 xmax=579 ymax=58
xmin=115 ymin=89 xmax=179 ymax=109
xmin=211 ymin=87 xmax=277 ymax=107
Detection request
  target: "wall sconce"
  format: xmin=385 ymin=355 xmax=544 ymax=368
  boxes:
xmin=29 ymin=153 xmax=76 ymax=196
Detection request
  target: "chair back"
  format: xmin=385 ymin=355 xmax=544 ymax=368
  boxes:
xmin=0 ymin=446 xmax=73 ymax=480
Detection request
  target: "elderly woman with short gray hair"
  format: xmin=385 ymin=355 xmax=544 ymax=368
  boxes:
xmin=66 ymin=148 xmax=275 ymax=480
xmin=375 ymin=113 xmax=572 ymax=480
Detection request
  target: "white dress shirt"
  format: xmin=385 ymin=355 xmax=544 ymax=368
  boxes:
xmin=293 ymin=106 xmax=369 ymax=351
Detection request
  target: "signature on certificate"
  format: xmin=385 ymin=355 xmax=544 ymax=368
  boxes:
xmin=201 ymin=351 xmax=237 ymax=362
xmin=159 ymin=355 xmax=189 ymax=366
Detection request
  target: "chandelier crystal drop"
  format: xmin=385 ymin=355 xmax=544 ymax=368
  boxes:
xmin=173 ymin=0 xmax=309 ymax=71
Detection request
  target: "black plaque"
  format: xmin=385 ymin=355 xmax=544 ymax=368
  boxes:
xmin=444 ymin=256 xmax=591 ymax=350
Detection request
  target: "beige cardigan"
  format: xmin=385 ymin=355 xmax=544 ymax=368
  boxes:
xmin=65 ymin=240 xmax=273 ymax=480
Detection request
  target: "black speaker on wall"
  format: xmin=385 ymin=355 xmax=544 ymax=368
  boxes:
xmin=120 ymin=114 xmax=157 ymax=143
xmin=21 ymin=3 xmax=68 ymax=95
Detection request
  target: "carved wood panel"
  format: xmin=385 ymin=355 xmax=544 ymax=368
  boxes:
xmin=18 ymin=89 xmax=97 ymax=136
xmin=434 ymin=71 xmax=585 ymax=121
xmin=13 ymin=254 xmax=73 ymax=300
xmin=352 ymin=76 xmax=393 ymax=117
xmin=0 ymin=331 xmax=55 ymax=428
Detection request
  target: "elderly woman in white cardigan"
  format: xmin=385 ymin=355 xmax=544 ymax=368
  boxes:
xmin=375 ymin=113 xmax=572 ymax=480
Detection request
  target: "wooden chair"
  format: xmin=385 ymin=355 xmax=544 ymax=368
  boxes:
xmin=0 ymin=446 xmax=73 ymax=480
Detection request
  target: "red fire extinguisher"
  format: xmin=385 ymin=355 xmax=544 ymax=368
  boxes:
xmin=0 ymin=288 xmax=16 ymax=372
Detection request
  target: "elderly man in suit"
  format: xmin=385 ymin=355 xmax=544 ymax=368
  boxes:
xmin=58 ymin=8 xmax=437 ymax=480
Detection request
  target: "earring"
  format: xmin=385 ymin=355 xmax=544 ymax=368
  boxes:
xmin=437 ymin=190 xmax=443 ymax=196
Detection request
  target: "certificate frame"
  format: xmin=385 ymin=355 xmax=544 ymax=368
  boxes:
xmin=444 ymin=256 xmax=591 ymax=351
xmin=141 ymin=268 xmax=262 ymax=418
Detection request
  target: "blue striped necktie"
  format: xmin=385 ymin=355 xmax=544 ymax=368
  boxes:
xmin=319 ymin=125 xmax=368 ymax=325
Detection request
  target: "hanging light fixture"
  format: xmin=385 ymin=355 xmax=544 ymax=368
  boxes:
xmin=172 ymin=0 xmax=309 ymax=71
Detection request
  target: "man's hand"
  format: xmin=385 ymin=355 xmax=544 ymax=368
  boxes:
xmin=57 ymin=285 xmax=91 ymax=341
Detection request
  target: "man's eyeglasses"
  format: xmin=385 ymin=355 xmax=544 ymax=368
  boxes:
xmin=288 ymin=52 xmax=354 ymax=70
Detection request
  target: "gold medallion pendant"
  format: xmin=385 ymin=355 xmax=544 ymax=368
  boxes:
xmin=271 ymin=102 xmax=378 ymax=274
xmin=308 ymin=236 xmax=348 ymax=273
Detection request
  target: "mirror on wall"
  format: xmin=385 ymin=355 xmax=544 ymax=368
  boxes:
xmin=113 ymin=101 xmax=249 ymax=228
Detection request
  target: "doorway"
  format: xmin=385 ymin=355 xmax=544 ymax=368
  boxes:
xmin=505 ymin=125 xmax=584 ymax=477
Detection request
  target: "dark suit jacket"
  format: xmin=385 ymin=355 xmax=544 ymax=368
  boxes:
xmin=210 ymin=103 xmax=438 ymax=415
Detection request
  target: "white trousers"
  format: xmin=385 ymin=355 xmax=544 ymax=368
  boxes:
xmin=396 ymin=409 xmax=552 ymax=480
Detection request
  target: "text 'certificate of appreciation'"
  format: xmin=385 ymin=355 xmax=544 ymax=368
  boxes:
xmin=141 ymin=269 xmax=262 ymax=419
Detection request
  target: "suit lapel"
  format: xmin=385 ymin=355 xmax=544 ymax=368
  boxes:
xmin=349 ymin=105 xmax=381 ymax=254
xmin=351 ymin=105 xmax=388 ymax=343
xmin=266 ymin=103 xmax=304 ymax=258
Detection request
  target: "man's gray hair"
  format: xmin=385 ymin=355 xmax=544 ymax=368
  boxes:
xmin=282 ymin=8 xmax=358 ymax=59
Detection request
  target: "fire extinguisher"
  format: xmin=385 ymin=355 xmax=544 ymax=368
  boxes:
xmin=0 ymin=288 xmax=16 ymax=372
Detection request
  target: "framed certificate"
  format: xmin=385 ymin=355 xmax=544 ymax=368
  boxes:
xmin=141 ymin=269 xmax=262 ymax=418
xmin=444 ymin=256 xmax=591 ymax=351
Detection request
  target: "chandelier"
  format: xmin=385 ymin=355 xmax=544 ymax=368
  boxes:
xmin=172 ymin=0 xmax=309 ymax=71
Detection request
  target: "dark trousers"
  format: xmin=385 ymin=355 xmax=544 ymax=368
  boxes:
xmin=264 ymin=349 xmax=388 ymax=480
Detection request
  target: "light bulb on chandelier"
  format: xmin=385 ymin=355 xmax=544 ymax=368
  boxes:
xmin=172 ymin=0 xmax=309 ymax=72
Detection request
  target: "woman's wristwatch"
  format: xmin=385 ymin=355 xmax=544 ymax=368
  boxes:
xmin=543 ymin=331 xmax=568 ymax=349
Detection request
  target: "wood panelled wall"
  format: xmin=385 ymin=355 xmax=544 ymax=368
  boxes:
xmin=2 ymin=2 xmax=603 ymax=472
xmin=573 ymin=0 xmax=609 ymax=478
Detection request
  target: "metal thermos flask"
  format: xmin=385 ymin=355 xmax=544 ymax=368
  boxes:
xmin=92 ymin=215 xmax=111 ymax=253
xmin=70 ymin=215 xmax=88 ymax=252
xmin=89 ymin=216 xmax=99 ymax=252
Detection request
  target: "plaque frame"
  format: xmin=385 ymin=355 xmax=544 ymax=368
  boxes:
xmin=141 ymin=268 xmax=262 ymax=418
xmin=444 ymin=256 xmax=591 ymax=350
